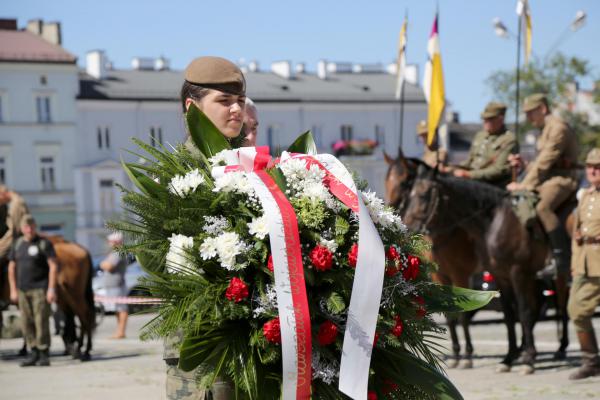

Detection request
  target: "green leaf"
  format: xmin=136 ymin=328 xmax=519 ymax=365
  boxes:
xmin=186 ymin=103 xmax=231 ymax=158
xmin=326 ymin=292 xmax=346 ymax=314
xmin=334 ymin=216 xmax=350 ymax=236
xmin=426 ymin=285 xmax=497 ymax=313
xmin=268 ymin=167 xmax=288 ymax=195
xmin=122 ymin=159 xmax=166 ymax=198
xmin=374 ymin=347 xmax=464 ymax=400
xmin=286 ymin=130 xmax=317 ymax=155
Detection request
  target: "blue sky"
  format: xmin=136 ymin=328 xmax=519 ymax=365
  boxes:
xmin=5 ymin=0 xmax=599 ymax=121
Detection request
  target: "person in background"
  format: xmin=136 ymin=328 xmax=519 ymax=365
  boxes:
xmin=568 ymin=148 xmax=600 ymax=380
xmin=8 ymin=214 xmax=57 ymax=367
xmin=417 ymin=120 xmax=447 ymax=168
xmin=243 ymin=97 xmax=259 ymax=146
xmin=100 ymin=231 xmax=129 ymax=339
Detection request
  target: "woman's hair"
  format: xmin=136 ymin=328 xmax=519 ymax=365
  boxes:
xmin=180 ymin=81 xmax=209 ymax=112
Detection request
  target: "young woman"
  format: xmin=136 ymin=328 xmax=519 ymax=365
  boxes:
xmin=164 ymin=56 xmax=245 ymax=400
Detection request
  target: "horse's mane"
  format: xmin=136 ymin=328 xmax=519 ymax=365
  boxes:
xmin=439 ymin=175 xmax=508 ymax=211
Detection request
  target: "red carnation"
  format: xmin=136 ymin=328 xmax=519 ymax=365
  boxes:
xmin=225 ymin=277 xmax=249 ymax=303
xmin=348 ymin=243 xmax=358 ymax=268
xmin=414 ymin=295 xmax=426 ymax=318
xmin=385 ymin=266 xmax=399 ymax=277
xmin=263 ymin=317 xmax=282 ymax=344
xmin=310 ymin=245 xmax=333 ymax=272
xmin=267 ymin=254 xmax=274 ymax=272
xmin=367 ymin=391 xmax=378 ymax=400
xmin=386 ymin=246 xmax=400 ymax=260
xmin=317 ymin=320 xmax=338 ymax=346
xmin=373 ymin=331 xmax=380 ymax=347
xmin=391 ymin=316 xmax=403 ymax=337
xmin=403 ymin=255 xmax=420 ymax=281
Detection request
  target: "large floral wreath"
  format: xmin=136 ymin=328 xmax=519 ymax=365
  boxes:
xmin=111 ymin=105 xmax=493 ymax=400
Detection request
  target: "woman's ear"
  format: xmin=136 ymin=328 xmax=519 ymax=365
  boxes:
xmin=184 ymin=98 xmax=194 ymax=112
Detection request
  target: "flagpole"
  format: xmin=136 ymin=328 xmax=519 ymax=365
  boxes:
xmin=513 ymin=5 xmax=523 ymax=182
xmin=399 ymin=79 xmax=405 ymax=149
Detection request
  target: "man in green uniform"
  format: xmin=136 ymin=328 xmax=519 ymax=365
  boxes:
xmin=417 ymin=120 xmax=447 ymax=168
xmin=8 ymin=214 xmax=57 ymax=367
xmin=451 ymin=102 xmax=518 ymax=187
xmin=567 ymin=148 xmax=600 ymax=380
xmin=507 ymin=93 xmax=579 ymax=275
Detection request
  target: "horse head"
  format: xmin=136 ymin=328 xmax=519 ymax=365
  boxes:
xmin=384 ymin=148 xmax=421 ymax=215
xmin=403 ymin=163 xmax=442 ymax=234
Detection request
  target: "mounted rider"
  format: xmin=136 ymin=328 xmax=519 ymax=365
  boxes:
xmin=417 ymin=120 xmax=447 ymax=168
xmin=507 ymin=93 xmax=579 ymax=276
xmin=450 ymin=102 xmax=518 ymax=188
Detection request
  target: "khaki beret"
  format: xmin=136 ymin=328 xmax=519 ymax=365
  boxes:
xmin=523 ymin=93 xmax=549 ymax=112
xmin=586 ymin=148 xmax=600 ymax=165
xmin=20 ymin=214 xmax=36 ymax=226
xmin=184 ymin=56 xmax=246 ymax=95
xmin=481 ymin=101 xmax=507 ymax=119
xmin=416 ymin=120 xmax=428 ymax=135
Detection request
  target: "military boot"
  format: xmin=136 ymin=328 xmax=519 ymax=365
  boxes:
xmin=545 ymin=228 xmax=571 ymax=277
xmin=569 ymin=331 xmax=600 ymax=380
xmin=20 ymin=347 xmax=39 ymax=367
xmin=37 ymin=349 xmax=50 ymax=366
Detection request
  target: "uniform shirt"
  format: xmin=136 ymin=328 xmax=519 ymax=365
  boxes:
xmin=0 ymin=193 xmax=29 ymax=257
xmin=8 ymin=235 xmax=56 ymax=291
xmin=422 ymin=146 xmax=447 ymax=168
xmin=572 ymin=186 xmax=600 ymax=277
xmin=101 ymin=251 xmax=127 ymax=288
xmin=459 ymin=128 xmax=518 ymax=186
xmin=522 ymin=115 xmax=579 ymax=190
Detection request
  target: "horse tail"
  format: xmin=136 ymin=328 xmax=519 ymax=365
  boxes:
xmin=84 ymin=251 xmax=97 ymax=331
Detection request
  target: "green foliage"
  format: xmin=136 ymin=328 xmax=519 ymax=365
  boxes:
xmin=291 ymin=197 xmax=328 ymax=229
xmin=287 ymin=130 xmax=318 ymax=155
xmin=186 ymin=103 xmax=231 ymax=159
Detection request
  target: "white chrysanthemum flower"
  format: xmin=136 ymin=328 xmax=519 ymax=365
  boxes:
xmin=279 ymin=158 xmax=308 ymax=181
xmin=361 ymin=190 xmax=407 ymax=231
xmin=199 ymin=237 xmax=218 ymax=260
xmin=202 ymin=216 xmax=230 ymax=235
xmin=168 ymin=169 xmax=205 ymax=197
xmin=248 ymin=215 xmax=269 ymax=239
xmin=319 ymin=238 xmax=338 ymax=252
xmin=213 ymin=171 xmax=255 ymax=196
xmin=208 ymin=149 xmax=232 ymax=166
xmin=166 ymin=233 xmax=195 ymax=273
xmin=215 ymin=231 xmax=244 ymax=270
xmin=303 ymin=181 xmax=329 ymax=201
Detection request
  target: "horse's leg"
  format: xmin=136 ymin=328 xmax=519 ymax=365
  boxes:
xmin=554 ymin=272 xmax=570 ymax=360
xmin=459 ymin=311 xmax=475 ymax=369
xmin=497 ymin=282 xmax=519 ymax=372
xmin=62 ymin=310 xmax=78 ymax=358
xmin=512 ymin=267 xmax=541 ymax=375
xmin=446 ymin=313 xmax=461 ymax=368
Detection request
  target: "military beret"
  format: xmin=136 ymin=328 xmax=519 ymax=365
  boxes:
xmin=20 ymin=214 xmax=36 ymax=226
xmin=481 ymin=101 xmax=507 ymax=119
xmin=416 ymin=120 xmax=428 ymax=135
xmin=184 ymin=56 xmax=246 ymax=95
xmin=586 ymin=148 xmax=600 ymax=165
xmin=523 ymin=93 xmax=549 ymax=112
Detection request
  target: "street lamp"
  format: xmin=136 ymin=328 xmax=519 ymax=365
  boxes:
xmin=492 ymin=17 xmax=510 ymax=39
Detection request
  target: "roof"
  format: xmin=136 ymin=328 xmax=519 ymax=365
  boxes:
xmin=78 ymin=69 xmax=426 ymax=103
xmin=0 ymin=30 xmax=76 ymax=64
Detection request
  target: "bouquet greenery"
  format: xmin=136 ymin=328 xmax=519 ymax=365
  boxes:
xmin=111 ymin=105 xmax=493 ymax=400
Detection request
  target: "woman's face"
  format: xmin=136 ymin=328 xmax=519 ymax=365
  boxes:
xmin=187 ymin=89 xmax=246 ymax=138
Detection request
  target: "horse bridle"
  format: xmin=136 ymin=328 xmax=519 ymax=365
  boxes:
xmin=412 ymin=180 xmax=441 ymax=234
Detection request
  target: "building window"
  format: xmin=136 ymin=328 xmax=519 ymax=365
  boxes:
xmin=0 ymin=96 xmax=3 ymax=123
xmin=150 ymin=126 xmax=163 ymax=147
xmin=150 ymin=127 xmax=156 ymax=147
xmin=97 ymin=126 xmax=111 ymax=149
xmin=375 ymin=125 xmax=385 ymax=146
xmin=40 ymin=156 xmax=56 ymax=191
xmin=157 ymin=127 xmax=163 ymax=145
xmin=100 ymin=179 xmax=116 ymax=215
xmin=105 ymin=127 xmax=110 ymax=148
xmin=340 ymin=125 xmax=353 ymax=141
xmin=97 ymin=127 xmax=103 ymax=148
xmin=36 ymin=95 xmax=52 ymax=123
xmin=0 ymin=157 xmax=5 ymax=184
xmin=40 ymin=75 xmax=48 ymax=85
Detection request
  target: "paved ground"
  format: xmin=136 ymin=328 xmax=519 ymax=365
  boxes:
xmin=1 ymin=308 xmax=600 ymax=399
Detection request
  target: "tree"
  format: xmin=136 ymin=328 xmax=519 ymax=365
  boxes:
xmin=486 ymin=53 xmax=600 ymax=158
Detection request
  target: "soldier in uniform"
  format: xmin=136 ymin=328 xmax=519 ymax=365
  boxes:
xmin=417 ymin=120 xmax=447 ymax=168
xmin=507 ymin=93 xmax=579 ymax=275
xmin=165 ymin=56 xmax=246 ymax=400
xmin=451 ymin=102 xmax=518 ymax=187
xmin=567 ymin=148 xmax=600 ymax=380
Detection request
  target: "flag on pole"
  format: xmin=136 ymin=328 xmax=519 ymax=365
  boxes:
xmin=422 ymin=13 xmax=445 ymax=146
xmin=395 ymin=15 xmax=408 ymax=100
xmin=516 ymin=0 xmax=532 ymax=64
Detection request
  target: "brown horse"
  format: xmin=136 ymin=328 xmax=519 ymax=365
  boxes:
xmin=385 ymin=151 xmax=480 ymax=368
xmin=402 ymin=164 xmax=572 ymax=374
xmin=1 ymin=236 xmax=95 ymax=361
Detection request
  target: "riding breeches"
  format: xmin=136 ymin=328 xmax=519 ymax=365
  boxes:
xmin=568 ymin=275 xmax=600 ymax=333
xmin=18 ymin=288 xmax=51 ymax=350
xmin=535 ymin=176 xmax=578 ymax=232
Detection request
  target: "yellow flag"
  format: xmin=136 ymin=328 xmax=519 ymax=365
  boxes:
xmin=423 ymin=13 xmax=445 ymax=146
xmin=395 ymin=16 xmax=408 ymax=100
xmin=517 ymin=0 xmax=532 ymax=64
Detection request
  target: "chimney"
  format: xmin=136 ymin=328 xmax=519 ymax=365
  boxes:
xmin=326 ymin=62 xmax=352 ymax=74
xmin=155 ymin=56 xmax=170 ymax=71
xmin=295 ymin=62 xmax=306 ymax=74
xmin=0 ymin=19 xmax=17 ymax=30
xmin=352 ymin=63 xmax=383 ymax=73
xmin=248 ymin=60 xmax=259 ymax=72
xmin=317 ymin=60 xmax=327 ymax=80
xmin=271 ymin=60 xmax=293 ymax=79
xmin=41 ymin=22 xmax=62 ymax=45
xmin=86 ymin=50 xmax=107 ymax=80
xmin=132 ymin=57 xmax=155 ymax=70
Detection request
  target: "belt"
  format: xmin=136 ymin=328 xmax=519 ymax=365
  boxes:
xmin=580 ymin=237 xmax=600 ymax=245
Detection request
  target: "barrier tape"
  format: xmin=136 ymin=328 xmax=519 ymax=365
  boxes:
xmin=94 ymin=295 xmax=162 ymax=305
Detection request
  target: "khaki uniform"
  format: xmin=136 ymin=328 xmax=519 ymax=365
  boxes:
xmin=459 ymin=128 xmax=518 ymax=187
xmin=521 ymin=115 xmax=579 ymax=232
xmin=568 ymin=186 xmax=600 ymax=332
xmin=0 ymin=192 xmax=29 ymax=257
xmin=18 ymin=288 xmax=51 ymax=350
xmin=422 ymin=147 xmax=447 ymax=168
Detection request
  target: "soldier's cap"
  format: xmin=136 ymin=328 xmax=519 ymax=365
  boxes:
xmin=523 ymin=93 xmax=549 ymax=112
xmin=20 ymin=214 xmax=35 ymax=227
xmin=184 ymin=56 xmax=246 ymax=95
xmin=416 ymin=120 xmax=428 ymax=135
xmin=481 ymin=101 xmax=507 ymax=119
xmin=586 ymin=148 xmax=600 ymax=165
